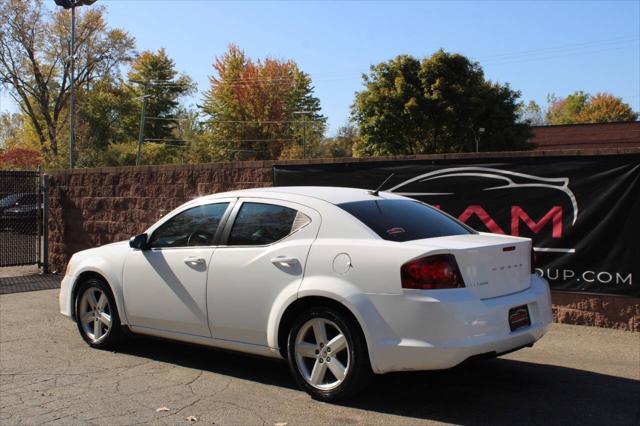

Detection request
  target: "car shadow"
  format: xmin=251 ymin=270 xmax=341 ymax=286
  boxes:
xmin=117 ymin=336 xmax=640 ymax=425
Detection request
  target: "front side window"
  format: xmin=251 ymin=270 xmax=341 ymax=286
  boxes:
xmin=149 ymin=203 xmax=229 ymax=248
xmin=338 ymin=199 xmax=473 ymax=242
xmin=228 ymin=202 xmax=309 ymax=246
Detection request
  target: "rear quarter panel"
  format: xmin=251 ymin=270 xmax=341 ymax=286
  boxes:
xmin=297 ymin=238 xmax=446 ymax=370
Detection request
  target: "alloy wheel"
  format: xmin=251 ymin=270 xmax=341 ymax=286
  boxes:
xmin=78 ymin=286 xmax=112 ymax=343
xmin=294 ymin=318 xmax=350 ymax=390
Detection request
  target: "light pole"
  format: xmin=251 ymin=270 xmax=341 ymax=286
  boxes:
xmin=53 ymin=0 xmax=97 ymax=168
xmin=134 ymin=82 xmax=150 ymax=166
xmin=472 ymin=127 xmax=485 ymax=153
xmin=293 ymin=111 xmax=312 ymax=159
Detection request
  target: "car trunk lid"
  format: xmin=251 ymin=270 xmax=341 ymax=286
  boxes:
xmin=408 ymin=233 xmax=532 ymax=299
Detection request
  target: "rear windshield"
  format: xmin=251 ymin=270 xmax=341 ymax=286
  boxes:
xmin=337 ymin=199 xmax=473 ymax=242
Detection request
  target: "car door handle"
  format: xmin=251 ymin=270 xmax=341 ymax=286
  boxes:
xmin=271 ymin=256 xmax=299 ymax=268
xmin=184 ymin=256 xmax=205 ymax=265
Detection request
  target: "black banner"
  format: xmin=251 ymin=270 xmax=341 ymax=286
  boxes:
xmin=274 ymin=154 xmax=640 ymax=297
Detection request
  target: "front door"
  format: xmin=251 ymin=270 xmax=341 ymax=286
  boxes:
xmin=123 ymin=201 xmax=232 ymax=337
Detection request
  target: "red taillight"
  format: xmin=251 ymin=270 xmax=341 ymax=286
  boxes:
xmin=401 ymin=254 xmax=465 ymax=290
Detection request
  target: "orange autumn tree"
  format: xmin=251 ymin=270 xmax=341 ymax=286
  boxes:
xmin=546 ymin=91 xmax=637 ymax=124
xmin=200 ymin=45 xmax=326 ymax=161
xmin=577 ymin=93 xmax=638 ymax=123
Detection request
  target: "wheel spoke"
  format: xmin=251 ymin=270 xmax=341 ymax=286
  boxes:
xmin=326 ymin=334 xmax=347 ymax=353
xmin=96 ymin=293 xmax=108 ymax=311
xmin=311 ymin=319 xmax=327 ymax=345
xmin=296 ymin=342 xmax=317 ymax=358
xmin=327 ymin=357 xmax=347 ymax=381
xmin=309 ymin=359 xmax=327 ymax=386
xmin=87 ymin=291 xmax=98 ymax=309
xmin=93 ymin=318 xmax=102 ymax=340
xmin=81 ymin=312 xmax=94 ymax=325
xmin=98 ymin=312 xmax=111 ymax=328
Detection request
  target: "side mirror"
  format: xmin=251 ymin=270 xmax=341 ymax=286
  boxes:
xmin=129 ymin=233 xmax=149 ymax=250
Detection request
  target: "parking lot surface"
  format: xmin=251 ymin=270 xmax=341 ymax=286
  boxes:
xmin=1 ymin=288 xmax=639 ymax=425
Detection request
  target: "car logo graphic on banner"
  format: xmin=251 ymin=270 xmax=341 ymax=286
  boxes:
xmin=387 ymin=167 xmax=578 ymax=254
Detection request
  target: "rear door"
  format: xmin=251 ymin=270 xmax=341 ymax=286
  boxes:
xmin=207 ymin=198 xmax=320 ymax=347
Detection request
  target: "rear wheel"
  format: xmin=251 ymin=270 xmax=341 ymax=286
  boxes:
xmin=75 ymin=278 xmax=123 ymax=350
xmin=287 ymin=307 xmax=371 ymax=401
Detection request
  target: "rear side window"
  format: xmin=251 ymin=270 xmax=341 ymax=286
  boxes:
xmin=228 ymin=202 xmax=309 ymax=246
xmin=338 ymin=199 xmax=472 ymax=242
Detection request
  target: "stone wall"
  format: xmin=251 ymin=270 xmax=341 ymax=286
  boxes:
xmin=46 ymin=148 xmax=639 ymax=331
xmin=47 ymin=161 xmax=273 ymax=273
xmin=552 ymin=292 xmax=639 ymax=331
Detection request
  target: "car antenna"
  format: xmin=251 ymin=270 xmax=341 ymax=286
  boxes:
xmin=368 ymin=173 xmax=395 ymax=197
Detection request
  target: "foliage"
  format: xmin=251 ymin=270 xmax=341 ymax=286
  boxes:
xmin=352 ymin=50 xmax=531 ymax=155
xmin=201 ymin=45 xmax=326 ymax=161
xmin=546 ymin=91 xmax=637 ymax=124
xmin=577 ymin=93 xmax=637 ymax=123
xmin=0 ymin=147 xmax=42 ymax=169
xmin=546 ymin=91 xmax=589 ymax=125
xmin=102 ymin=140 xmax=181 ymax=167
xmin=323 ymin=124 xmax=359 ymax=158
xmin=74 ymin=78 xmax=138 ymax=166
xmin=127 ymin=49 xmax=195 ymax=142
xmin=0 ymin=0 xmax=135 ymax=162
xmin=517 ymin=100 xmax=545 ymax=126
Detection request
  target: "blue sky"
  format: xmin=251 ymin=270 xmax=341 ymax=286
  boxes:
xmin=1 ymin=0 xmax=639 ymax=135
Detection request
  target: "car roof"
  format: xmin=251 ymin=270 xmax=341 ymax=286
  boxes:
xmin=199 ymin=186 xmax=406 ymax=205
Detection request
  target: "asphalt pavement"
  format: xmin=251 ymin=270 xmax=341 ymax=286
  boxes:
xmin=1 ymin=289 xmax=639 ymax=425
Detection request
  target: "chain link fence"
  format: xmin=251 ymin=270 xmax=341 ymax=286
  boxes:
xmin=0 ymin=170 xmax=45 ymax=268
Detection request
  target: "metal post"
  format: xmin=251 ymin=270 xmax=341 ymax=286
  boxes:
xmin=35 ymin=166 xmax=41 ymax=269
xmin=302 ymin=117 xmax=307 ymax=159
xmin=472 ymin=127 xmax=485 ymax=153
xmin=41 ymin=174 xmax=49 ymax=274
xmin=136 ymin=83 xmax=149 ymax=166
xmin=69 ymin=4 xmax=76 ymax=168
xmin=293 ymin=111 xmax=311 ymax=159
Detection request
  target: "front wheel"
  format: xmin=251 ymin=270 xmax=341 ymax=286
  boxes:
xmin=286 ymin=307 xmax=372 ymax=402
xmin=75 ymin=278 xmax=124 ymax=350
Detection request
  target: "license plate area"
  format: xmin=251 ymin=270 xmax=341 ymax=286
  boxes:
xmin=508 ymin=304 xmax=531 ymax=331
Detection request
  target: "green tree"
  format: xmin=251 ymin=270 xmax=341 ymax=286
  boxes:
xmin=322 ymin=123 xmax=359 ymax=157
xmin=0 ymin=0 xmax=135 ymax=164
xmin=127 ymin=49 xmax=195 ymax=143
xmin=351 ymin=50 xmax=532 ymax=155
xmin=517 ymin=100 xmax=545 ymax=126
xmin=545 ymin=91 xmax=589 ymax=124
xmin=74 ymin=77 xmax=139 ymax=166
xmin=201 ymin=45 xmax=326 ymax=161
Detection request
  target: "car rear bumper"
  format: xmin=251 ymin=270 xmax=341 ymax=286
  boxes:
xmin=365 ymin=274 xmax=553 ymax=374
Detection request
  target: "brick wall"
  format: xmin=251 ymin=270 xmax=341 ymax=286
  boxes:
xmin=47 ymin=161 xmax=273 ymax=273
xmin=46 ymin=148 xmax=639 ymax=331
xmin=552 ymin=292 xmax=639 ymax=331
xmin=531 ymin=121 xmax=640 ymax=150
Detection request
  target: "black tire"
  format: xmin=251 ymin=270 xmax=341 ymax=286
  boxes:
xmin=74 ymin=278 xmax=124 ymax=350
xmin=286 ymin=306 xmax=372 ymax=402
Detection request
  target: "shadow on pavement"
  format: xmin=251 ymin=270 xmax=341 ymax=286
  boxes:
xmin=118 ymin=336 xmax=640 ymax=425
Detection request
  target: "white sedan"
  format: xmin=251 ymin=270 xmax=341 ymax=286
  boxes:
xmin=60 ymin=187 xmax=552 ymax=401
